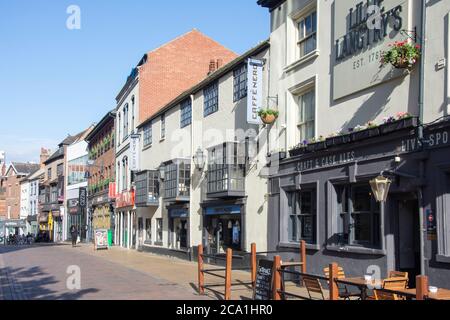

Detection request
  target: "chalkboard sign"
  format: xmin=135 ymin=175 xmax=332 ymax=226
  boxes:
xmin=253 ymin=259 xmax=274 ymax=300
xmin=94 ymin=229 xmax=108 ymax=250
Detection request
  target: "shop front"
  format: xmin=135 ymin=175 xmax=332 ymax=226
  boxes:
xmin=202 ymin=203 xmax=243 ymax=254
xmin=268 ymin=118 xmax=450 ymax=287
xmin=67 ymin=199 xmax=84 ymax=241
xmin=90 ymin=192 xmax=115 ymax=246
xmin=168 ymin=206 xmax=189 ymax=250
xmin=115 ymin=189 xmax=135 ymax=249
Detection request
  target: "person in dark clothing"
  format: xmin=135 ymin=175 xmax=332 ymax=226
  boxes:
xmin=70 ymin=225 xmax=78 ymax=247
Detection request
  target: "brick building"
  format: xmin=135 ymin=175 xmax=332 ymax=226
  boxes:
xmin=114 ymin=29 xmax=238 ymax=250
xmin=86 ymin=110 xmax=116 ymax=243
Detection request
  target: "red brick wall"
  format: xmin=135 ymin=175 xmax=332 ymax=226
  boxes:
xmin=5 ymin=174 xmax=22 ymax=219
xmin=138 ymin=29 xmax=237 ymax=125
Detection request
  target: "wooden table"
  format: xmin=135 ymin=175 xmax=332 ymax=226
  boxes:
xmin=384 ymin=287 xmax=450 ymax=300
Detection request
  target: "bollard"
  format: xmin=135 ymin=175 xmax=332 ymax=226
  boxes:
xmin=329 ymin=263 xmax=339 ymax=300
xmin=272 ymin=255 xmax=282 ymax=300
xmin=251 ymin=243 xmax=257 ymax=289
xmin=225 ymin=248 xmax=233 ymax=300
xmin=198 ymin=244 xmax=204 ymax=295
xmin=300 ymin=240 xmax=307 ymax=274
xmin=416 ymin=275 xmax=429 ymax=300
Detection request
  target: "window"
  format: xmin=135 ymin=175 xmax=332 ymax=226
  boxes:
xmin=160 ymin=113 xmax=166 ymax=140
xmin=287 ymin=190 xmax=316 ymax=243
xmin=143 ymin=122 xmax=152 ymax=147
xmin=135 ymin=170 xmax=159 ymax=206
xmin=297 ymin=10 xmax=317 ymax=58
xmin=336 ymin=184 xmax=380 ymax=248
xmin=297 ymin=89 xmax=315 ymax=142
xmin=131 ymin=96 xmax=135 ymax=132
xmin=68 ymin=155 xmax=88 ymax=186
xmin=145 ymin=219 xmax=152 ymax=243
xmin=156 ymin=218 xmax=163 ymax=243
xmin=207 ymin=143 xmax=245 ymax=195
xmin=122 ymin=158 xmax=128 ymax=191
xmin=180 ymin=99 xmax=192 ymax=128
xmin=118 ymin=114 xmax=121 ymax=145
xmin=47 ymin=168 xmax=52 ymax=181
xmin=164 ymin=160 xmax=191 ymax=199
xmin=123 ymin=104 xmax=129 ymax=141
xmin=233 ymin=64 xmax=247 ymax=102
xmin=204 ymin=81 xmax=219 ymax=117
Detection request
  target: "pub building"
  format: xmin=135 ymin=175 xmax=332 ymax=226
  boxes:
xmin=258 ymin=0 xmax=450 ymax=287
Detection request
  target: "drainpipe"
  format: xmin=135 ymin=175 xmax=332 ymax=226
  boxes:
xmin=418 ymin=0 xmax=427 ymax=276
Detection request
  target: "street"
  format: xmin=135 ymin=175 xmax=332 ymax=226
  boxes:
xmin=0 ymin=244 xmax=209 ymax=300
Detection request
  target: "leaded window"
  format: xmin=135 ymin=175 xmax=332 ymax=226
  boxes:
xmin=143 ymin=122 xmax=152 ymax=147
xmin=160 ymin=113 xmax=166 ymax=139
xmin=204 ymin=81 xmax=219 ymax=117
xmin=180 ymin=99 xmax=192 ymax=128
xmin=233 ymin=64 xmax=247 ymax=102
xmin=164 ymin=160 xmax=191 ymax=199
xmin=207 ymin=143 xmax=245 ymax=195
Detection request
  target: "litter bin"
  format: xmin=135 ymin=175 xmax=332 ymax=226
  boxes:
xmin=108 ymin=229 xmax=113 ymax=247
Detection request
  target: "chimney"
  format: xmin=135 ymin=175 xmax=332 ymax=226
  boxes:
xmin=216 ymin=59 xmax=223 ymax=70
xmin=208 ymin=59 xmax=217 ymax=75
xmin=40 ymin=148 xmax=50 ymax=168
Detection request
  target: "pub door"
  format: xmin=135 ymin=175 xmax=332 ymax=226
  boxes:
xmin=396 ymin=198 xmax=421 ymax=288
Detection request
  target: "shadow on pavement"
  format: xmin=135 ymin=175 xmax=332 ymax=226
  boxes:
xmin=0 ymin=248 xmax=100 ymax=300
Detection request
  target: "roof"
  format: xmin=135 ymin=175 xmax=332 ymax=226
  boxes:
xmin=58 ymin=127 xmax=93 ymax=148
xmin=85 ymin=110 xmax=116 ymax=143
xmin=44 ymin=147 xmax=64 ymax=165
xmin=257 ymin=0 xmax=286 ymax=10
xmin=26 ymin=168 xmax=45 ymax=181
xmin=137 ymin=40 xmax=270 ymax=129
xmin=10 ymin=162 xmax=40 ymax=176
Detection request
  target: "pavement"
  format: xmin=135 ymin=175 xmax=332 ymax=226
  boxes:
xmin=0 ymin=243 xmax=211 ymax=300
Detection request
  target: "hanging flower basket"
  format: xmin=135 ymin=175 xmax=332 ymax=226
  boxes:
xmin=381 ymin=40 xmax=421 ymax=70
xmin=258 ymin=109 xmax=279 ymax=125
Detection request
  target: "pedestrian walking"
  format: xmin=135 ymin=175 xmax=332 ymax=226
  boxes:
xmin=70 ymin=225 xmax=78 ymax=247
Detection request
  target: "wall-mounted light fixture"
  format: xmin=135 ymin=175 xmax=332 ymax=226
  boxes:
xmin=193 ymin=147 xmax=206 ymax=171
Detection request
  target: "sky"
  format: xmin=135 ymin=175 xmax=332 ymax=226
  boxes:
xmin=0 ymin=0 xmax=269 ymax=164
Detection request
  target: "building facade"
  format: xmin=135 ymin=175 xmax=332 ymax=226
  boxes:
xmin=86 ymin=110 xmax=116 ymax=245
xmin=64 ymin=128 xmax=92 ymax=242
xmin=0 ymin=151 xmax=6 ymax=220
xmin=27 ymin=167 xmax=45 ymax=236
xmin=258 ymin=0 xmax=450 ymax=287
xmin=136 ymin=42 xmax=270 ymax=260
xmin=114 ymin=30 xmax=238 ymax=250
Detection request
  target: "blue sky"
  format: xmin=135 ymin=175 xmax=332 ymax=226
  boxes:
xmin=0 ymin=0 xmax=269 ymax=163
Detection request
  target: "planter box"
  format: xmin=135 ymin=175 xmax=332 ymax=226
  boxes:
xmin=326 ymin=134 xmax=352 ymax=147
xmin=379 ymin=117 xmax=418 ymax=135
xmin=351 ymin=127 xmax=380 ymax=142
xmin=289 ymin=146 xmax=307 ymax=157
xmin=306 ymin=141 xmax=326 ymax=153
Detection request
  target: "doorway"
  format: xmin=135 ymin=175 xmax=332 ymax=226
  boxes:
xmin=396 ymin=198 xmax=421 ymax=287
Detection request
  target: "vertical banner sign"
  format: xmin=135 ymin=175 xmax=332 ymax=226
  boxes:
xmin=247 ymin=58 xmax=264 ymax=125
xmin=79 ymin=187 xmax=87 ymax=208
xmin=130 ymin=134 xmax=140 ymax=172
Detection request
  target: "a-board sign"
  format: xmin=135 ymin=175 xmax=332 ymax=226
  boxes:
xmin=94 ymin=229 xmax=108 ymax=250
xmin=253 ymin=259 xmax=274 ymax=300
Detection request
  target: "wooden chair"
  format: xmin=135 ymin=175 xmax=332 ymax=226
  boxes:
xmin=367 ymin=278 xmax=408 ymax=300
xmin=389 ymin=271 xmax=408 ymax=279
xmin=303 ymin=277 xmax=326 ymax=300
xmin=374 ymin=289 xmax=399 ymax=300
xmin=323 ymin=266 xmax=362 ymax=300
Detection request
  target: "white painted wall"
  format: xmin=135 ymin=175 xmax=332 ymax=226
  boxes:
xmin=20 ymin=181 xmax=29 ymax=220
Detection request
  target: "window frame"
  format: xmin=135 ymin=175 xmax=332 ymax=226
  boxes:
xmin=233 ymin=64 xmax=247 ymax=102
xmin=180 ymin=99 xmax=192 ymax=128
xmin=203 ymin=81 xmax=219 ymax=117
xmin=335 ymin=183 xmax=381 ymax=249
xmin=163 ymin=159 xmax=191 ymax=200
xmin=287 ymin=189 xmax=317 ymax=244
xmin=156 ymin=218 xmax=163 ymax=243
xmin=143 ymin=121 xmax=153 ymax=147
xmin=297 ymin=88 xmax=316 ymax=142
xmin=296 ymin=9 xmax=317 ymax=58
xmin=160 ymin=113 xmax=166 ymax=140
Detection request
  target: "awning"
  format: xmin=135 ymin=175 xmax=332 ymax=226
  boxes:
xmin=205 ymin=205 xmax=241 ymax=216
xmin=169 ymin=208 xmax=189 ymax=218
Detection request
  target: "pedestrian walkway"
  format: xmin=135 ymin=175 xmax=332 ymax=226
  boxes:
xmin=70 ymin=243 xmax=257 ymax=300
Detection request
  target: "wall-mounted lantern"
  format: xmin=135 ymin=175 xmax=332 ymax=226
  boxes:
xmin=193 ymin=147 xmax=206 ymax=171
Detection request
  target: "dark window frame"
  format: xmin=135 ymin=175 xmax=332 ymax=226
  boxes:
xmin=156 ymin=218 xmax=163 ymax=243
xmin=164 ymin=160 xmax=191 ymax=200
xmin=160 ymin=113 xmax=166 ymax=140
xmin=143 ymin=121 xmax=153 ymax=147
xmin=180 ymin=99 xmax=192 ymax=128
xmin=203 ymin=81 xmax=219 ymax=117
xmin=287 ymin=189 xmax=317 ymax=244
xmin=233 ymin=64 xmax=248 ymax=102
